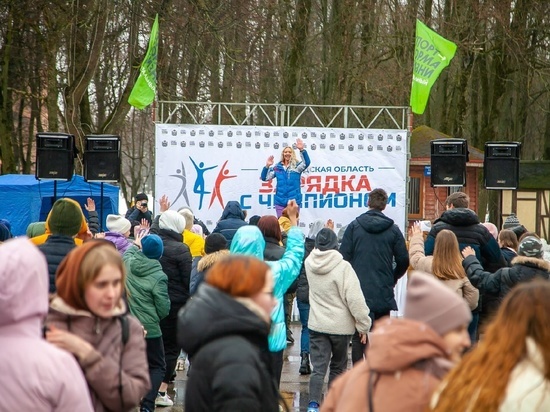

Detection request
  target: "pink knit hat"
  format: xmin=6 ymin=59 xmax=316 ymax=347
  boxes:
xmin=404 ymin=271 xmax=472 ymax=336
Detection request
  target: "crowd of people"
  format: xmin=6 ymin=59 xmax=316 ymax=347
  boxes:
xmin=1 ymin=141 xmax=550 ymax=412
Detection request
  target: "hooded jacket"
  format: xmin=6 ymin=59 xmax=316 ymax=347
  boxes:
xmin=0 ymin=238 xmax=93 ymax=412
xmin=230 ymin=225 xmax=304 ymax=352
xmin=123 ymin=245 xmax=171 ymax=338
xmin=339 ymin=209 xmax=409 ymax=313
xmin=46 ymin=297 xmax=150 ymax=412
xmin=409 ymin=232 xmax=479 ymax=311
xmin=322 ymin=317 xmax=454 ymax=412
xmin=425 ymin=208 xmax=506 ymax=272
xmin=178 ymin=284 xmax=279 ymax=412
xmin=306 ymin=248 xmax=371 ymax=335
xmin=463 ymin=255 xmax=550 ymax=311
xmin=212 ymin=201 xmax=248 ymax=246
xmin=260 ymin=149 xmax=311 ymax=207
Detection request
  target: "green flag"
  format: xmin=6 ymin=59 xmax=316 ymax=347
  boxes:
xmin=410 ymin=19 xmax=457 ymax=115
xmin=128 ymin=15 xmax=159 ymax=109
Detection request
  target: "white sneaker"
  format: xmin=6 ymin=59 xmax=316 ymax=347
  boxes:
xmin=155 ymin=393 xmax=174 ymax=407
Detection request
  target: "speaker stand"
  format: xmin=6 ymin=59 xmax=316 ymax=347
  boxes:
xmin=100 ymin=182 xmax=104 ymax=232
xmin=53 ymin=180 xmax=58 ymax=203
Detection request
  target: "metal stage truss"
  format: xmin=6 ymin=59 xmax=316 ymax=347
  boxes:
xmin=156 ymin=102 xmax=410 ymax=130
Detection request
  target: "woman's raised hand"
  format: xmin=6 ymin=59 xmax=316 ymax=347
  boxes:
xmin=296 ymin=138 xmax=304 ymax=151
xmin=266 ymin=155 xmax=274 ymax=168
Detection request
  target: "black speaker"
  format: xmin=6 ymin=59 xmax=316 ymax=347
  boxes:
xmin=84 ymin=135 xmax=121 ymax=182
xmin=36 ymin=132 xmax=75 ymax=180
xmin=430 ymin=139 xmax=468 ymax=187
xmin=484 ymin=142 xmax=521 ymax=189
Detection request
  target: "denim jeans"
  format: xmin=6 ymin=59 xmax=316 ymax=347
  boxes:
xmin=141 ymin=336 xmax=166 ymax=411
xmin=297 ymin=298 xmax=310 ymax=354
xmin=308 ymin=330 xmax=351 ymax=404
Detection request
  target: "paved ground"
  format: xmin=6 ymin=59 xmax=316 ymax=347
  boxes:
xmin=162 ymin=322 xmax=320 ymax=411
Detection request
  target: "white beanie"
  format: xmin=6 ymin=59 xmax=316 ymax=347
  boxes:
xmin=106 ymin=214 xmax=131 ymax=234
xmin=160 ymin=210 xmax=186 ymax=233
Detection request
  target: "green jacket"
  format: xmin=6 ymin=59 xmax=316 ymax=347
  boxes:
xmin=123 ymin=246 xmax=170 ymax=338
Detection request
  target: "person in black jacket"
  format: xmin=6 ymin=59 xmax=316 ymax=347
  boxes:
xmin=339 ymin=188 xmax=409 ymax=364
xmin=177 ymin=256 xmax=281 ymax=412
xmin=150 ymin=204 xmax=192 ymax=407
xmin=462 ymin=235 xmax=550 ymax=319
xmin=126 ymin=193 xmax=153 ymax=234
xmin=38 ymin=198 xmax=87 ymax=295
xmin=212 ymin=201 xmax=247 ymax=246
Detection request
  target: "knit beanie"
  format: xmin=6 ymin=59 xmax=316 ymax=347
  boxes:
xmin=308 ymin=219 xmax=326 ymax=240
xmin=135 ymin=193 xmax=148 ymax=202
xmin=315 ymin=228 xmax=339 ymax=251
xmin=0 ymin=219 xmax=12 ymax=233
xmin=518 ymin=236 xmax=543 ymax=258
xmin=26 ymin=222 xmax=47 ymax=238
xmin=159 ymin=210 xmax=186 ymax=234
xmin=142 ymin=234 xmax=164 ymax=260
xmin=205 ymin=233 xmax=228 ymax=254
xmin=47 ymin=198 xmax=85 ymax=236
xmin=503 ymin=213 xmax=520 ymax=229
xmin=56 ymin=241 xmax=108 ymax=311
xmin=106 ymin=214 xmax=131 ymax=235
xmin=248 ymin=215 xmax=261 ymax=226
xmin=0 ymin=223 xmax=11 ymax=241
xmin=404 ymin=271 xmax=472 ymax=336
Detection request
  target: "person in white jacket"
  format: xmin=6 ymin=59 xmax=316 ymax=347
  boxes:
xmin=305 ymin=228 xmax=371 ymax=412
xmin=431 ymin=279 xmax=550 ymax=412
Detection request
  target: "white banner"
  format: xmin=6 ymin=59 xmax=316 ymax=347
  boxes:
xmin=155 ymin=125 xmax=408 ymax=234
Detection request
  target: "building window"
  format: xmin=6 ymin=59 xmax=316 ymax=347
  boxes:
xmin=409 ymin=173 xmax=423 ymax=219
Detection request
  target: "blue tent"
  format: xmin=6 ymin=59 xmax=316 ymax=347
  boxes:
xmin=0 ymin=174 xmax=119 ymax=236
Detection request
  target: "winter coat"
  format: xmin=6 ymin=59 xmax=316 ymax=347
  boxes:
xmin=0 ymin=238 xmax=93 ymax=412
xmin=463 ymin=255 xmax=550 ymax=312
xmin=230 ymin=225 xmax=304 ymax=352
xmin=263 ymin=237 xmax=285 ymax=261
xmin=501 ymin=247 xmax=518 ymax=266
xmin=155 ymin=228 xmax=192 ymax=309
xmin=37 ymin=234 xmax=77 ymax=294
xmin=86 ymin=210 xmax=100 ymax=235
xmin=190 ymin=250 xmax=230 ymax=295
xmin=184 ymin=228 xmax=205 ymax=257
xmin=306 ymin=248 xmax=371 ymax=335
xmin=178 ymin=284 xmax=279 ymax=411
xmin=123 ymin=245 xmax=171 ymax=338
xmin=296 ymin=237 xmax=315 ymax=303
xmin=47 ymin=297 xmax=150 ymax=412
xmin=125 ymin=207 xmax=153 ymax=227
xmin=408 ymin=232 xmax=479 ymax=310
xmin=322 ymin=317 xmax=454 ymax=412
xmin=424 ymin=208 xmax=506 ymax=272
xmin=339 ymin=209 xmax=409 ymax=314
xmin=212 ymin=201 xmax=248 ymax=246
xmin=260 ymin=149 xmax=311 ymax=207
xmin=104 ymin=231 xmax=132 ymax=255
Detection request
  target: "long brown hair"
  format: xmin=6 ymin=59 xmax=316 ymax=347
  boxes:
xmin=431 ymin=230 xmax=465 ymax=280
xmin=432 ymin=280 xmax=550 ymax=411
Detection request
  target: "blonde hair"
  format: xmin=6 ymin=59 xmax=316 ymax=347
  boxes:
xmin=279 ymin=146 xmax=298 ymax=168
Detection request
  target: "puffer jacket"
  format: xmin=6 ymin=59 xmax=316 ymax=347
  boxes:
xmin=189 ymin=250 xmax=230 ymax=295
xmin=0 ymin=238 xmax=93 ymax=412
xmin=339 ymin=209 xmax=409 ymax=314
xmin=463 ymin=255 xmax=550 ymax=314
xmin=178 ymin=284 xmax=279 ymax=411
xmin=260 ymin=149 xmax=311 ymax=207
xmin=123 ymin=245 xmax=171 ymax=338
xmin=322 ymin=317 xmax=454 ymax=412
xmin=184 ymin=228 xmax=205 ymax=257
xmin=47 ymin=297 xmax=150 ymax=412
xmin=37 ymin=234 xmax=77 ymax=294
xmin=409 ymin=232 xmax=479 ymax=310
xmin=230 ymin=225 xmax=304 ymax=352
xmin=212 ymin=201 xmax=248 ymax=246
xmin=104 ymin=231 xmax=132 ymax=255
xmin=425 ymin=208 xmax=506 ymax=272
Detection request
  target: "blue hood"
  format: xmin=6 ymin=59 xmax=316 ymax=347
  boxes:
xmin=220 ymin=201 xmax=245 ymax=220
xmin=230 ymin=225 xmax=265 ymax=258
